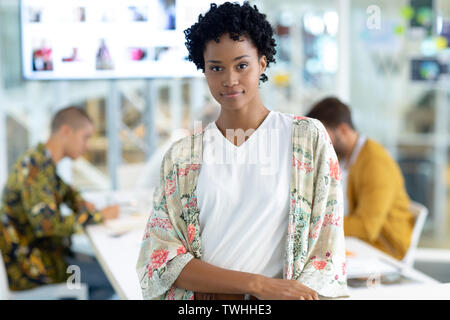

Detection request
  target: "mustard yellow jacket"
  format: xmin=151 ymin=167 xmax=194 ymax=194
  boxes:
xmin=344 ymin=139 xmax=414 ymax=260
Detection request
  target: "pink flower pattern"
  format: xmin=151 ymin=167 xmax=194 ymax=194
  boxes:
xmin=150 ymin=249 xmax=169 ymax=269
xmin=292 ymin=156 xmax=314 ymax=174
xmin=290 ymin=198 xmax=296 ymax=209
xmin=165 ymin=178 xmax=176 ymax=196
xmin=146 ymin=263 xmax=153 ymax=278
xmin=187 ymin=224 xmax=196 ymax=244
xmin=167 ymin=285 xmax=176 ymax=300
xmin=149 ymin=217 xmax=173 ymax=230
xmin=178 ymin=164 xmax=201 ymax=177
xmin=313 ymin=260 xmax=327 ymax=270
xmin=329 ymin=157 xmax=341 ymax=181
xmin=177 ymin=246 xmax=187 ymax=255
xmin=309 ymin=218 xmax=323 ymax=240
xmin=322 ymin=213 xmax=343 ymax=228
xmin=185 ymin=198 xmax=197 ymax=209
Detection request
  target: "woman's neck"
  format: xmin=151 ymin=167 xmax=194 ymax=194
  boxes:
xmin=215 ymin=100 xmax=270 ymax=133
xmin=214 ymin=103 xmax=270 ymax=147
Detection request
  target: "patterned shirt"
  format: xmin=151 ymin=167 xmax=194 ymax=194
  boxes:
xmin=0 ymin=143 xmax=103 ymax=291
xmin=136 ymin=117 xmax=349 ymax=299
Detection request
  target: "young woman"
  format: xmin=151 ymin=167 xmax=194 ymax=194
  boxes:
xmin=136 ymin=2 xmax=348 ymax=300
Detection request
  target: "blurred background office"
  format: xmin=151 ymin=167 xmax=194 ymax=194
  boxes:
xmin=0 ymin=0 xmax=449 ymax=296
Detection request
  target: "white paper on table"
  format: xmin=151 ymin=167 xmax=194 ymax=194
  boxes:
xmin=346 ymin=256 xmax=399 ymax=278
xmin=104 ymin=214 xmax=149 ymax=237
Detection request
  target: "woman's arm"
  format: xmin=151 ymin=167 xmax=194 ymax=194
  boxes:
xmin=292 ymin=119 xmax=348 ymax=298
xmin=174 ymin=258 xmax=258 ymax=294
xmin=175 ymin=258 xmax=319 ymax=300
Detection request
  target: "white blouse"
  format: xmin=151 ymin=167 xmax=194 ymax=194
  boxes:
xmin=196 ymin=110 xmax=293 ymax=278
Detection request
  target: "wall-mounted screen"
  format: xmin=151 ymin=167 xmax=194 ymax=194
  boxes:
xmin=411 ymin=58 xmax=448 ymax=81
xmin=409 ymin=0 xmax=434 ymax=35
xmin=21 ymin=0 xmax=230 ymax=80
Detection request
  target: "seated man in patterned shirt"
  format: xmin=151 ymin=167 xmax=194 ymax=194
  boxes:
xmin=0 ymin=106 xmax=119 ymax=298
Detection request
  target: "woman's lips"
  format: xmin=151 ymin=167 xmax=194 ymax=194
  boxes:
xmin=221 ymin=91 xmax=244 ymax=98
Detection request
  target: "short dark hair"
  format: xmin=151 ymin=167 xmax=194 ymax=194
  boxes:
xmin=306 ymin=97 xmax=355 ymax=130
xmin=51 ymin=106 xmax=93 ymax=133
xmin=184 ymin=1 xmax=277 ymax=83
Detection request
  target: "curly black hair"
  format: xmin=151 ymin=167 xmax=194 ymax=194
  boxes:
xmin=184 ymin=1 xmax=277 ymax=83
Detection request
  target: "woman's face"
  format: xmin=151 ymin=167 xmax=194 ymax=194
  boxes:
xmin=203 ymin=33 xmax=267 ymax=111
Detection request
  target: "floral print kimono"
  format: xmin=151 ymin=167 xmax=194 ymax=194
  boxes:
xmin=136 ymin=117 xmax=349 ymax=299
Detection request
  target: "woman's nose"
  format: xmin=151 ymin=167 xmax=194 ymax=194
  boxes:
xmin=222 ymin=70 xmax=239 ymax=87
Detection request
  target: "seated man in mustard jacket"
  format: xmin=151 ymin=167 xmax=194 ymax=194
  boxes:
xmin=306 ymin=97 xmax=414 ymax=260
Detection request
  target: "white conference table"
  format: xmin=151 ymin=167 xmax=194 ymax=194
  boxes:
xmin=84 ymin=214 xmax=146 ymax=300
xmin=77 ymin=190 xmax=449 ymax=300
xmin=78 ymin=189 xmax=154 ymax=300
xmin=343 ymin=237 xmax=449 ymax=300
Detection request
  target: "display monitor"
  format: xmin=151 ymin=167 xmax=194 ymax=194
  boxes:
xmin=411 ymin=58 xmax=448 ymax=81
xmin=21 ymin=0 xmax=231 ymax=80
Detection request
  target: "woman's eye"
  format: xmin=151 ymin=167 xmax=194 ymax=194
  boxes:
xmin=237 ymin=63 xmax=248 ymax=70
xmin=210 ymin=66 xmax=222 ymax=72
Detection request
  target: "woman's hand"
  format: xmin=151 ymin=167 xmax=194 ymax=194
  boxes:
xmin=251 ymin=275 xmax=319 ymax=300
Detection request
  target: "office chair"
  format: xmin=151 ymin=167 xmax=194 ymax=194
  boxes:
xmin=402 ymin=201 xmax=428 ymax=267
xmin=0 ymin=250 xmax=88 ymax=300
